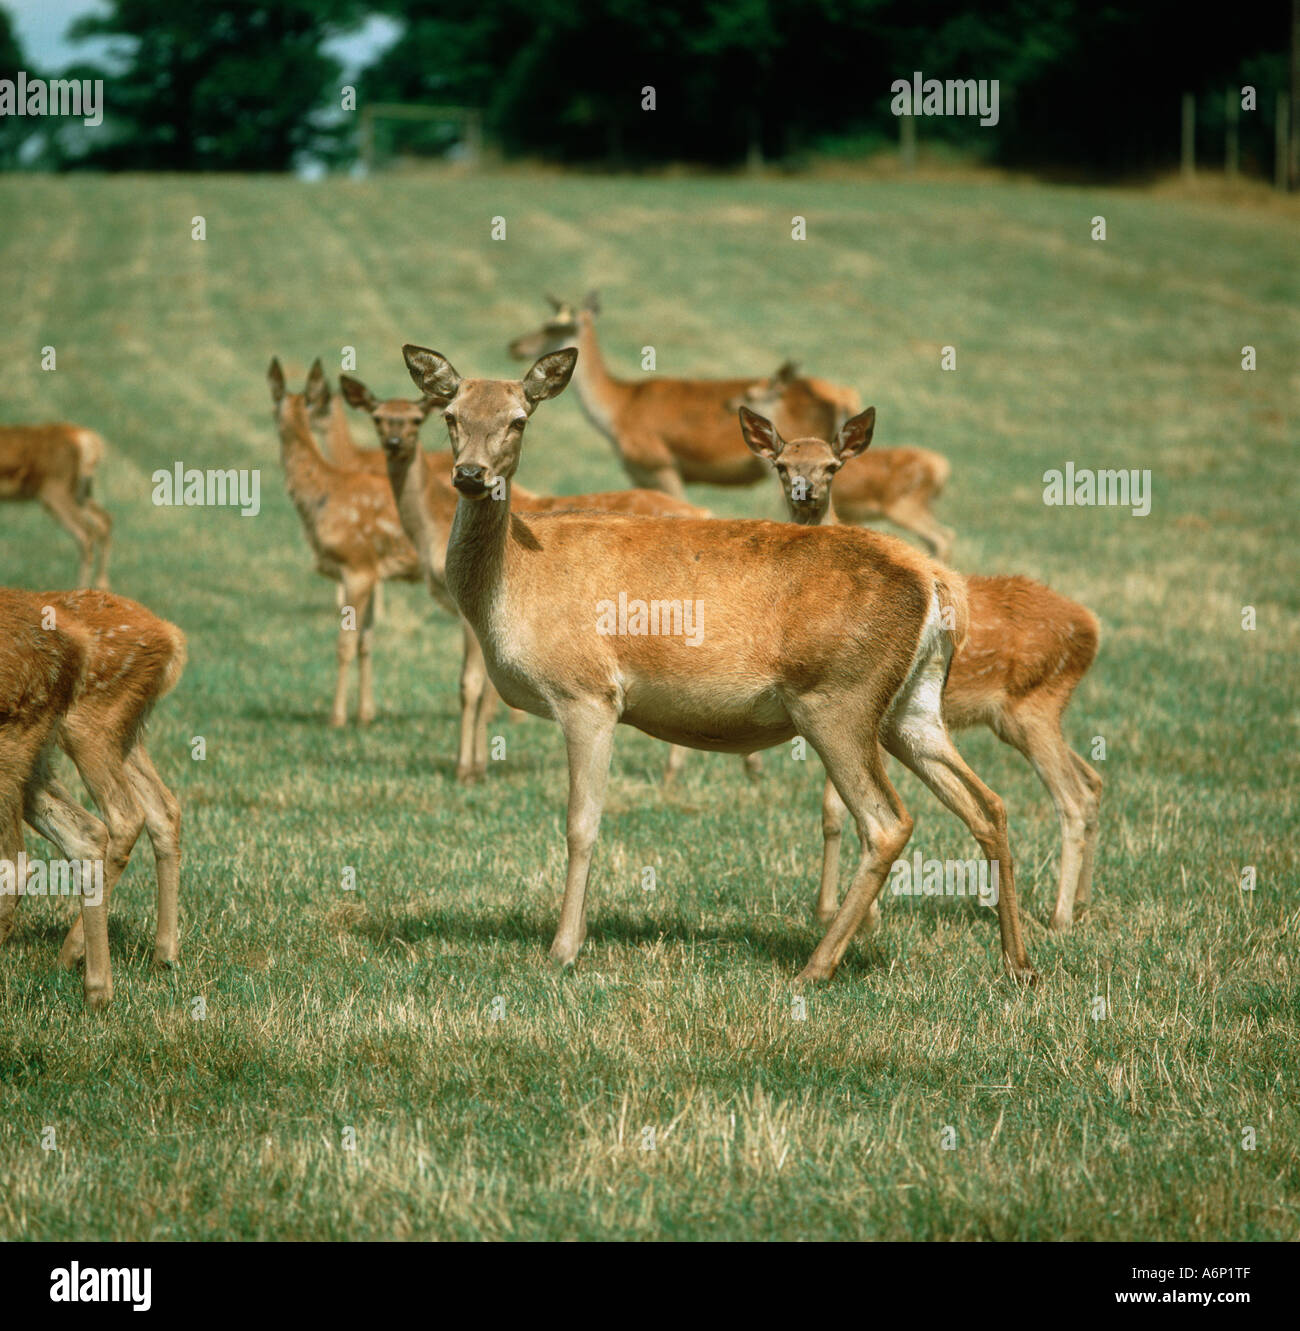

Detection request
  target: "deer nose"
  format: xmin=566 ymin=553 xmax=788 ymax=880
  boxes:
xmin=453 ymin=463 xmax=489 ymax=495
xmin=385 ymin=434 xmax=402 ymax=448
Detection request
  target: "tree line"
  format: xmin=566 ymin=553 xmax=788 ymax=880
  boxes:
xmin=0 ymin=0 xmax=1291 ymax=178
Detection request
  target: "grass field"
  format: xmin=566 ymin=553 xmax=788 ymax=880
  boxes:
xmin=0 ymin=170 xmax=1296 ymax=1241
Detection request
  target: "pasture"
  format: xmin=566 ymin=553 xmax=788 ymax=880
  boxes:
xmin=0 ymin=170 xmax=1295 ymax=1240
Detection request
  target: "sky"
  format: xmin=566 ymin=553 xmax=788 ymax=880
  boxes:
xmin=3 ymin=1 xmax=402 ymax=78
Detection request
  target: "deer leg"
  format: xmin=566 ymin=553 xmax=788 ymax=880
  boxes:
xmin=1070 ymin=752 xmax=1103 ymax=910
xmin=458 ymin=621 xmax=491 ymax=783
xmin=371 ymin=582 xmax=386 ymax=624
xmin=881 ymin=697 xmax=1035 ymax=983
xmin=331 ymin=573 xmax=370 ymax=728
xmin=884 ymin=498 xmax=955 ymax=563
xmin=817 ymin=776 xmax=849 ymax=925
xmin=1000 ymin=710 xmax=1090 ymax=933
xmin=56 ymin=734 xmax=146 ymax=987
xmin=549 ymin=702 xmax=617 ymax=968
xmin=83 ymin=500 xmax=113 ymax=590
xmin=39 ymin=489 xmax=96 ymax=587
xmin=623 ymin=449 xmax=687 ymax=500
xmin=0 ymin=730 xmax=51 ymax=945
xmin=357 ymin=585 xmax=378 ymax=726
xmin=23 ymin=771 xmax=113 ymax=1005
xmin=125 ymin=747 xmax=181 ymax=967
xmin=472 ymin=683 xmax=499 ymax=781
xmin=797 ymin=719 xmax=912 ymax=982
xmin=662 ymin=744 xmax=687 ymax=786
xmin=743 ymin=752 xmax=762 ymax=781
xmin=0 ymin=789 xmax=25 ymax=946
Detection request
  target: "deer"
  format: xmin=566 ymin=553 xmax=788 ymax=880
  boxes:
xmin=402 ymin=343 xmax=1036 ymax=984
xmin=738 ymin=405 xmax=1102 ymax=933
xmin=506 ymin=293 xmax=864 ymax=500
xmin=372 ymin=374 xmax=714 ymax=783
xmin=19 ymin=590 xmax=186 ymax=1008
xmin=0 ymin=424 xmax=113 ymax=588
xmin=268 ymin=359 xmax=437 ymax=728
xmin=731 ymin=364 xmax=955 ymax=560
xmin=0 ymin=591 xmax=111 ymax=1006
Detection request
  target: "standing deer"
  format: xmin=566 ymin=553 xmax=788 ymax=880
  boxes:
xmin=268 ymin=359 xmax=425 ymax=727
xmin=506 ymin=293 xmax=863 ymax=499
xmin=0 ymin=590 xmax=111 ymax=1006
xmin=733 ymin=366 xmax=955 ymax=560
xmin=0 ymin=424 xmax=113 ymax=587
xmin=739 ymin=405 xmax=1102 ymax=932
xmin=374 ymin=378 xmax=711 ymax=782
xmin=403 ymin=343 xmax=1035 ymax=983
xmin=1 ymin=589 xmax=186 ymax=1007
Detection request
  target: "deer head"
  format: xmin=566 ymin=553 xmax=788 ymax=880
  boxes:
xmin=507 ymin=291 xmax=600 ymax=361
xmin=739 ymin=405 xmax=876 ymax=524
xmin=404 ymin=346 xmax=578 ymax=497
xmin=339 ymin=374 xmax=440 ymax=458
xmin=724 ymin=359 xmax=801 ymax=413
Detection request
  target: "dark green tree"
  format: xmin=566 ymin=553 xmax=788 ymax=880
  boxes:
xmin=63 ymin=0 xmax=364 ymax=170
xmin=0 ymin=5 xmax=34 ymax=166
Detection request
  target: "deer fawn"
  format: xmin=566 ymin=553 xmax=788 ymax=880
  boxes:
xmin=268 ymin=359 xmax=425 ymax=727
xmin=0 ymin=588 xmax=185 ymax=1007
xmin=506 ymin=293 xmax=863 ymax=499
xmin=403 ymin=343 xmax=1035 ymax=983
xmin=0 ymin=424 xmax=113 ymax=587
xmin=740 ymin=405 xmax=1102 ymax=932
xmin=375 ymin=378 xmax=710 ymax=782
xmin=733 ymin=366 xmax=955 ymax=560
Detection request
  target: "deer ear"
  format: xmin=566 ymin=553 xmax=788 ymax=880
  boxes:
xmin=738 ymin=405 xmax=784 ymax=461
xmin=774 ymin=359 xmax=800 ymax=385
xmin=268 ymin=358 xmax=286 ymax=404
xmin=305 ymin=358 xmax=329 ymax=404
xmin=404 ymin=346 xmax=461 ymax=401
xmin=582 ymin=289 xmax=601 ymax=315
xmin=833 ymin=407 xmax=876 ymax=460
xmin=416 ymin=396 xmax=444 ymax=419
xmin=523 ymin=348 xmax=578 ymax=403
xmin=339 ymin=375 xmax=376 ymax=412
xmin=545 ymin=292 xmax=564 ymax=312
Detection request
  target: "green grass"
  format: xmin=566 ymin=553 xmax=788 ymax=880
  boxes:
xmin=0 ymin=171 xmax=1296 ymax=1241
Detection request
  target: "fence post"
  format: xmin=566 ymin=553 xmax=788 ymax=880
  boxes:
xmin=1181 ymin=93 xmax=1195 ymax=178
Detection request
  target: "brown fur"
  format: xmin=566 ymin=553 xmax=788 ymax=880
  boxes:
xmin=0 ymin=424 xmax=113 ymax=587
xmin=269 ymin=359 xmax=425 ymax=728
xmin=507 ymin=295 xmax=863 ymax=495
xmin=381 ymin=401 xmax=708 ymax=782
xmin=403 ymin=344 xmax=1035 ymax=984
xmin=737 ymin=370 xmax=954 ymax=559
xmin=0 ymin=587 xmax=185 ymax=1008
xmin=740 ymin=408 xmax=1102 ymax=932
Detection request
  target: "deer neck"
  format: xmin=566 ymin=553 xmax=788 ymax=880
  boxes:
xmin=386 ymin=444 xmax=450 ymax=592
xmin=328 ymin=398 xmax=363 ymax=465
xmin=783 ymin=489 xmax=837 ymax=529
xmin=279 ymin=405 xmax=335 ymax=515
xmin=445 ymin=482 xmax=513 ymax=632
xmin=569 ymin=316 xmax=626 ymax=437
